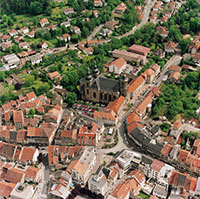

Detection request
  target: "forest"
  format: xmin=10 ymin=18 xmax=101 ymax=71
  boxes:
xmin=0 ymin=0 xmax=51 ymax=15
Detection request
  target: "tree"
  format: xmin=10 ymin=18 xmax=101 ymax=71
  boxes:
xmin=30 ymin=1 xmax=43 ymax=15
xmin=82 ymin=26 xmax=89 ymax=38
xmin=179 ymin=38 xmax=191 ymax=54
xmin=44 ymin=31 xmax=51 ymax=40
xmin=24 ymin=75 xmax=35 ymax=87
xmin=28 ymin=108 xmax=35 ymax=118
xmin=32 ymin=70 xmax=39 ymax=80
xmin=0 ymin=71 xmax=5 ymax=82
xmin=160 ymin=123 xmax=171 ymax=133
xmin=65 ymin=92 xmax=77 ymax=106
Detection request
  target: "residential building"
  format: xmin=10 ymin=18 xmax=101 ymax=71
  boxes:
xmin=193 ymin=53 xmax=200 ymax=64
xmin=40 ymin=41 xmax=48 ymax=49
xmin=24 ymin=166 xmax=41 ymax=182
xmin=67 ymin=147 xmax=96 ymax=184
xmin=64 ymin=8 xmax=75 ymax=15
xmin=21 ymin=27 xmax=29 ymax=34
xmin=169 ymin=72 xmax=181 ymax=82
xmin=142 ymin=68 xmax=156 ymax=84
xmin=19 ymin=147 xmax=39 ymax=164
xmin=165 ymin=41 xmax=176 ymax=53
xmin=108 ymin=58 xmax=127 ymax=75
xmin=88 ymin=170 xmax=108 ymax=196
xmin=70 ymin=26 xmax=81 ymax=35
xmin=13 ymin=110 xmax=24 ymax=130
xmin=61 ymin=21 xmax=71 ymax=28
xmin=115 ymin=2 xmax=127 ymax=14
xmin=55 ymin=129 xmax=78 ymax=145
xmin=0 ymin=181 xmax=16 ymax=199
xmin=40 ymin=18 xmax=49 ymax=27
xmin=94 ymin=0 xmax=103 ymax=7
xmin=116 ymin=149 xmax=142 ymax=171
xmin=9 ymin=29 xmax=18 ymax=37
xmin=61 ymin=33 xmax=71 ymax=42
xmin=29 ymin=54 xmax=42 ymax=65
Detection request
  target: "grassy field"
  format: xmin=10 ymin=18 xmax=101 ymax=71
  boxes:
xmin=138 ymin=192 xmax=150 ymax=199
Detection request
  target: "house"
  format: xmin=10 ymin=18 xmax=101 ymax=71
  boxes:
xmin=112 ymin=183 xmax=130 ymax=199
xmin=142 ymin=68 xmax=156 ymax=84
xmin=113 ymin=49 xmax=146 ymax=65
xmin=3 ymin=54 xmax=20 ymax=67
xmin=153 ymin=184 xmax=168 ymax=199
xmin=40 ymin=41 xmax=48 ymax=49
xmin=192 ymin=139 xmax=200 ymax=156
xmin=19 ymin=42 xmax=29 ymax=49
xmin=70 ymin=26 xmax=81 ymax=35
xmin=94 ymin=96 xmax=126 ymax=125
xmin=0 ymin=181 xmax=16 ymax=199
xmin=64 ymin=8 xmax=75 ymax=15
xmin=157 ymin=26 xmax=169 ymax=37
xmin=67 ymin=147 xmax=96 ymax=184
xmin=40 ymin=18 xmax=49 ymax=27
xmin=19 ymin=147 xmax=39 ymax=164
xmin=150 ymin=64 xmax=160 ymax=76
xmin=48 ymin=71 xmax=60 ymax=80
xmin=27 ymin=31 xmax=35 ymax=38
xmin=193 ymin=53 xmax=200 ymax=64
xmin=108 ymin=58 xmax=127 ymax=75
xmin=61 ymin=33 xmax=71 ymax=42
xmin=169 ymin=72 xmax=180 ymax=82
xmin=189 ymin=42 xmax=200 ymax=54
xmin=1 ymin=41 xmax=13 ymax=51
xmin=25 ymin=166 xmax=41 ymax=182
xmin=55 ymin=129 xmax=78 ymax=145
xmin=44 ymin=104 xmax=62 ymax=125
xmin=94 ymin=0 xmax=103 ymax=7
xmin=61 ymin=21 xmax=71 ymax=28
xmin=169 ymin=65 xmax=181 ymax=73
xmin=116 ymin=149 xmax=142 ymax=171
xmin=13 ymin=111 xmax=24 ymax=130
xmin=49 ymin=177 xmax=72 ymax=199
xmin=21 ymin=27 xmax=29 ymax=34
xmin=9 ymin=29 xmax=18 ymax=37
xmin=105 ymin=20 xmax=118 ymax=30
xmin=115 ymin=2 xmax=127 ymax=14
xmin=144 ymin=159 xmax=165 ymax=179
xmin=165 ymin=41 xmax=176 ymax=53
xmin=77 ymin=122 xmax=103 ymax=146
xmin=47 ymin=25 xmax=57 ymax=31
xmin=150 ymin=15 xmax=157 ymax=24
xmin=26 ymin=91 xmax=37 ymax=102
xmin=29 ymin=54 xmax=42 ymax=65
xmin=4 ymin=168 xmax=25 ymax=184
xmin=88 ymin=170 xmax=108 ymax=196
xmin=1 ymin=34 xmax=11 ymax=42
xmin=93 ymin=10 xmax=99 ymax=17
xmin=128 ymin=76 xmax=145 ymax=99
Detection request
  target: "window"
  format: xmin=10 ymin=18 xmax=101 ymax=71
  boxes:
xmin=109 ymin=95 xmax=111 ymax=101
xmin=100 ymin=93 xmax=103 ymax=99
xmin=87 ymin=89 xmax=89 ymax=94
xmin=93 ymin=92 xmax=96 ymax=98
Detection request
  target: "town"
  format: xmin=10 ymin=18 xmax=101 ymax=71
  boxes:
xmin=0 ymin=0 xmax=200 ymax=199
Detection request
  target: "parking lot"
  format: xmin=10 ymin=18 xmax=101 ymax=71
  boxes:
xmin=73 ymin=103 xmax=105 ymax=117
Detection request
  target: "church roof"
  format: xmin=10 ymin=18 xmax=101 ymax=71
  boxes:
xmin=91 ymin=74 xmax=120 ymax=92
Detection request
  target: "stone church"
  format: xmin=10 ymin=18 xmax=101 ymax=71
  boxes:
xmin=80 ymin=65 xmax=129 ymax=104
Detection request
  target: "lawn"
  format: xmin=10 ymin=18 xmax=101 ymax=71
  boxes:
xmin=138 ymin=192 xmax=150 ymax=199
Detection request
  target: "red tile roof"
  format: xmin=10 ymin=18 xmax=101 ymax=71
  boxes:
xmin=13 ymin=110 xmax=23 ymax=123
xmin=177 ymin=150 xmax=190 ymax=163
xmin=152 ymin=159 xmax=165 ymax=172
xmin=169 ymin=65 xmax=181 ymax=72
xmin=128 ymin=76 xmax=145 ymax=93
xmin=5 ymin=168 xmax=24 ymax=184
xmin=128 ymin=44 xmax=151 ymax=55
xmin=19 ymin=147 xmax=36 ymax=163
xmin=0 ymin=181 xmax=16 ymax=198
xmin=161 ymin=143 xmax=173 ymax=156
xmin=25 ymin=166 xmax=40 ymax=181
xmin=26 ymin=91 xmax=36 ymax=101
xmin=109 ymin=58 xmax=126 ymax=69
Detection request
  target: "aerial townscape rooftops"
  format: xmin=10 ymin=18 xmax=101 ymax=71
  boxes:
xmin=0 ymin=0 xmax=200 ymax=198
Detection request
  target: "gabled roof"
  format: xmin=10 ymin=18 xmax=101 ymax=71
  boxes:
xmin=13 ymin=110 xmax=23 ymax=123
xmin=0 ymin=181 xmax=16 ymax=198
xmin=25 ymin=166 xmax=40 ymax=180
xmin=109 ymin=58 xmax=126 ymax=69
xmin=67 ymin=159 xmax=88 ymax=176
xmin=19 ymin=147 xmax=37 ymax=163
xmin=5 ymin=168 xmax=25 ymax=184
xmin=128 ymin=76 xmax=145 ymax=93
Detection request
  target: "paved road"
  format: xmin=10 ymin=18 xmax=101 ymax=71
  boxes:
xmin=101 ymin=122 xmax=128 ymax=154
xmin=116 ymin=0 xmax=157 ymax=39
xmin=102 ymin=55 xmax=183 ymax=154
xmin=88 ymin=24 xmax=104 ymax=40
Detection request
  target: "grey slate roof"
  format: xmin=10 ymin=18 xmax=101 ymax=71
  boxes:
xmin=91 ymin=74 xmax=120 ymax=93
